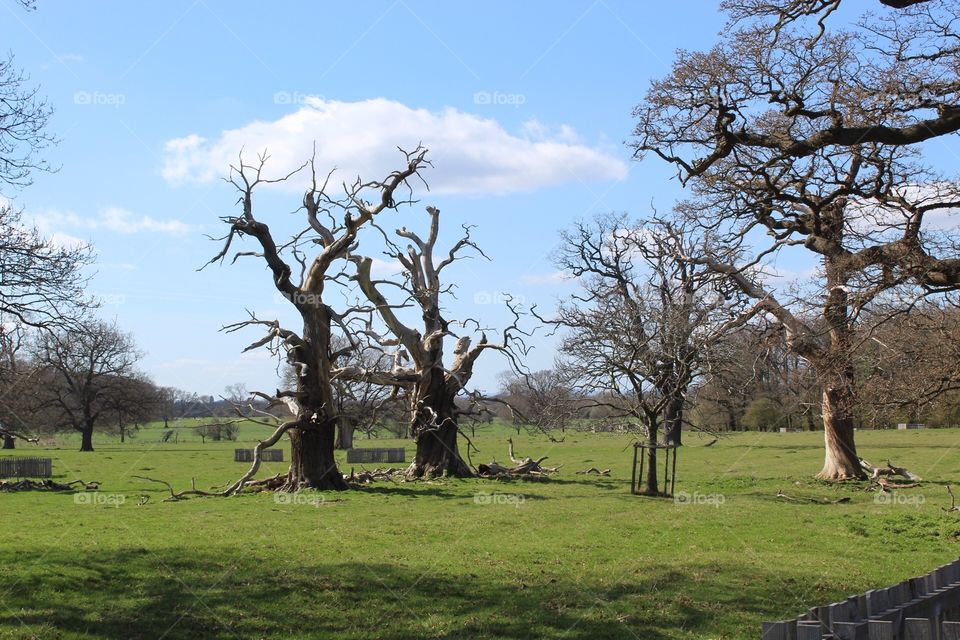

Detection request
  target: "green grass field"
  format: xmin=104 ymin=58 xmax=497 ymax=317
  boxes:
xmin=1 ymin=424 xmax=959 ymax=639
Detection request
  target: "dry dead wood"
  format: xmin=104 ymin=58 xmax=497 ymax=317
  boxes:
xmin=861 ymin=458 xmax=922 ymax=482
xmin=775 ymin=489 xmax=851 ymax=505
xmin=346 ymin=467 xmax=405 ymax=484
xmin=576 ymin=467 xmax=611 ymax=476
xmin=477 ymin=438 xmax=560 ymax=479
xmin=0 ymin=478 xmax=99 ymax=492
xmin=859 ymin=458 xmax=923 ymax=492
xmin=945 ymin=486 xmax=959 ymax=513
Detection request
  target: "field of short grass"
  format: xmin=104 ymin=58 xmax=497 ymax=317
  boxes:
xmin=1 ymin=425 xmax=959 ymax=639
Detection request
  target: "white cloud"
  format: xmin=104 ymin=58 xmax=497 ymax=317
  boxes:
xmin=161 ymin=97 xmax=627 ymax=195
xmin=31 ymin=206 xmax=189 ymax=237
xmin=370 ymin=257 xmax=404 ymax=277
xmin=99 ymin=206 xmax=189 ymax=234
xmin=521 ymin=271 xmax=571 ymax=285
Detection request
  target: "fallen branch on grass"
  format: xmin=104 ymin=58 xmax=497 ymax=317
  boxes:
xmin=0 ymin=479 xmax=99 ymax=492
xmin=347 ymin=467 xmax=405 ymax=484
xmin=0 ymin=425 xmax=39 ymax=445
xmin=945 ymin=486 xmax=959 ymax=513
xmin=775 ymin=489 xmax=851 ymax=505
xmin=477 ymin=439 xmax=560 ymax=479
xmin=871 ymin=476 xmax=921 ymax=492
xmin=576 ymin=467 xmax=611 ymax=476
xmin=860 ymin=458 xmax=922 ymax=482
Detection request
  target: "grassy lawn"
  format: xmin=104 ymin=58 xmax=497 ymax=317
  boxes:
xmin=1 ymin=425 xmax=959 ymax=639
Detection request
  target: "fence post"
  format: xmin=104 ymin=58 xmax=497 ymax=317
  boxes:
xmin=761 ymin=621 xmax=797 ymax=640
xmin=942 ymin=621 xmax=960 ymax=640
xmin=904 ymin=618 xmax=934 ymax=640
xmin=868 ymin=620 xmax=894 ymax=640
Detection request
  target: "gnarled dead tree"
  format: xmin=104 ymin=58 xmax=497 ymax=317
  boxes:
xmin=632 ymin=1 xmax=960 ymax=480
xmin=350 ymin=206 xmax=530 ymax=478
xmin=203 ymin=146 xmax=428 ymax=491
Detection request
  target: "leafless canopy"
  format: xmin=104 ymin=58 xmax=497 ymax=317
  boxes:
xmin=631 ymin=0 xmax=960 ymax=480
xmin=635 ymin=0 xmax=959 ymax=181
xmin=204 ymin=145 xmax=430 ymax=491
xmin=0 ymin=52 xmax=56 ymax=191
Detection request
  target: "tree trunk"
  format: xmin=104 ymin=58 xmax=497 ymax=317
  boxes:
xmin=2 ymin=435 xmax=14 ymax=449
xmin=644 ymin=424 xmax=659 ymax=495
xmin=816 ymin=255 xmax=866 ymax=480
xmin=663 ymin=396 xmax=683 ymax=446
xmin=286 ymin=420 xmax=347 ymax=490
xmin=817 ymin=385 xmax=865 ymax=479
xmin=407 ymin=369 xmax=472 ymax=478
xmin=80 ymin=428 xmax=94 ymax=452
xmin=409 ymin=419 xmax=472 ymax=478
xmin=334 ymin=418 xmax=354 ymax=450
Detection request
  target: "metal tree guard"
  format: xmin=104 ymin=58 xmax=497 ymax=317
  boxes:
xmin=631 ymin=442 xmax=678 ymax=497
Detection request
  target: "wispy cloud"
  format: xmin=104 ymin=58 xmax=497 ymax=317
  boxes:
xmin=521 ymin=271 xmax=572 ymax=286
xmin=32 ymin=206 xmax=189 ymax=237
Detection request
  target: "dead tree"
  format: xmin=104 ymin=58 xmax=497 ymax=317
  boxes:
xmin=548 ymin=214 xmax=752 ymax=494
xmin=350 ymin=206 xmax=530 ymax=478
xmin=632 ymin=1 xmax=960 ymax=479
xmin=203 ymin=146 xmax=428 ymax=491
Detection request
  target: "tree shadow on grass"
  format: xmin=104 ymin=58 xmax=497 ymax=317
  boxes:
xmin=0 ymin=548 xmax=818 ymax=640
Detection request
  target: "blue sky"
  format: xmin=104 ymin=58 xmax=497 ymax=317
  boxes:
xmin=5 ymin=1 xmax=743 ymax=395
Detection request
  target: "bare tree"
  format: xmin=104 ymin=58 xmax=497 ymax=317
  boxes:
xmin=31 ymin=319 xmax=142 ymax=451
xmin=548 ymin=214 xmax=751 ymax=494
xmin=497 ymin=368 xmax=579 ymax=436
xmin=694 ymin=323 xmax=820 ymax=433
xmin=0 ymin=52 xmax=55 ymax=191
xmin=350 ymin=206 xmax=530 ymax=478
xmin=204 ymin=147 xmax=428 ymax=491
xmin=0 ymin=320 xmax=39 ymax=448
xmin=632 ymin=1 xmax=960 ymax=479
xmin=0 ymin=9 xmax=93 ymax=335
xmin=102 ymin=374 xmax=162 ymax=443
xmin=856 ymin=298 xmax=960 ymax=425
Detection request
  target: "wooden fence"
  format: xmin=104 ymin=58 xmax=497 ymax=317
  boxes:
xmin=234 ymin=449 xmax=284 ymax=463
xmin=0 ymin=457 xmax=53 ymax=478
xmin=762 ymin=558 xmax=960 ymax=639
xmin=346 ymin=448 xmax=406 ymax=464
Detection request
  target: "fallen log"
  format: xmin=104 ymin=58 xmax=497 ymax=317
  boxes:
xmin=477 ymin=439 xmax=560 ymax=479
xmin=0 ymin=479 xmax=100 ymax=492
xmin=860 ymin=458 xmax=922 ymax=482
xmin=347 ymin=467 xmax=405 ymax=484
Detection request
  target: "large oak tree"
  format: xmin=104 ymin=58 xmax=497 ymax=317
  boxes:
xmin=632 ymin=0 xmax=960 ymax=479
